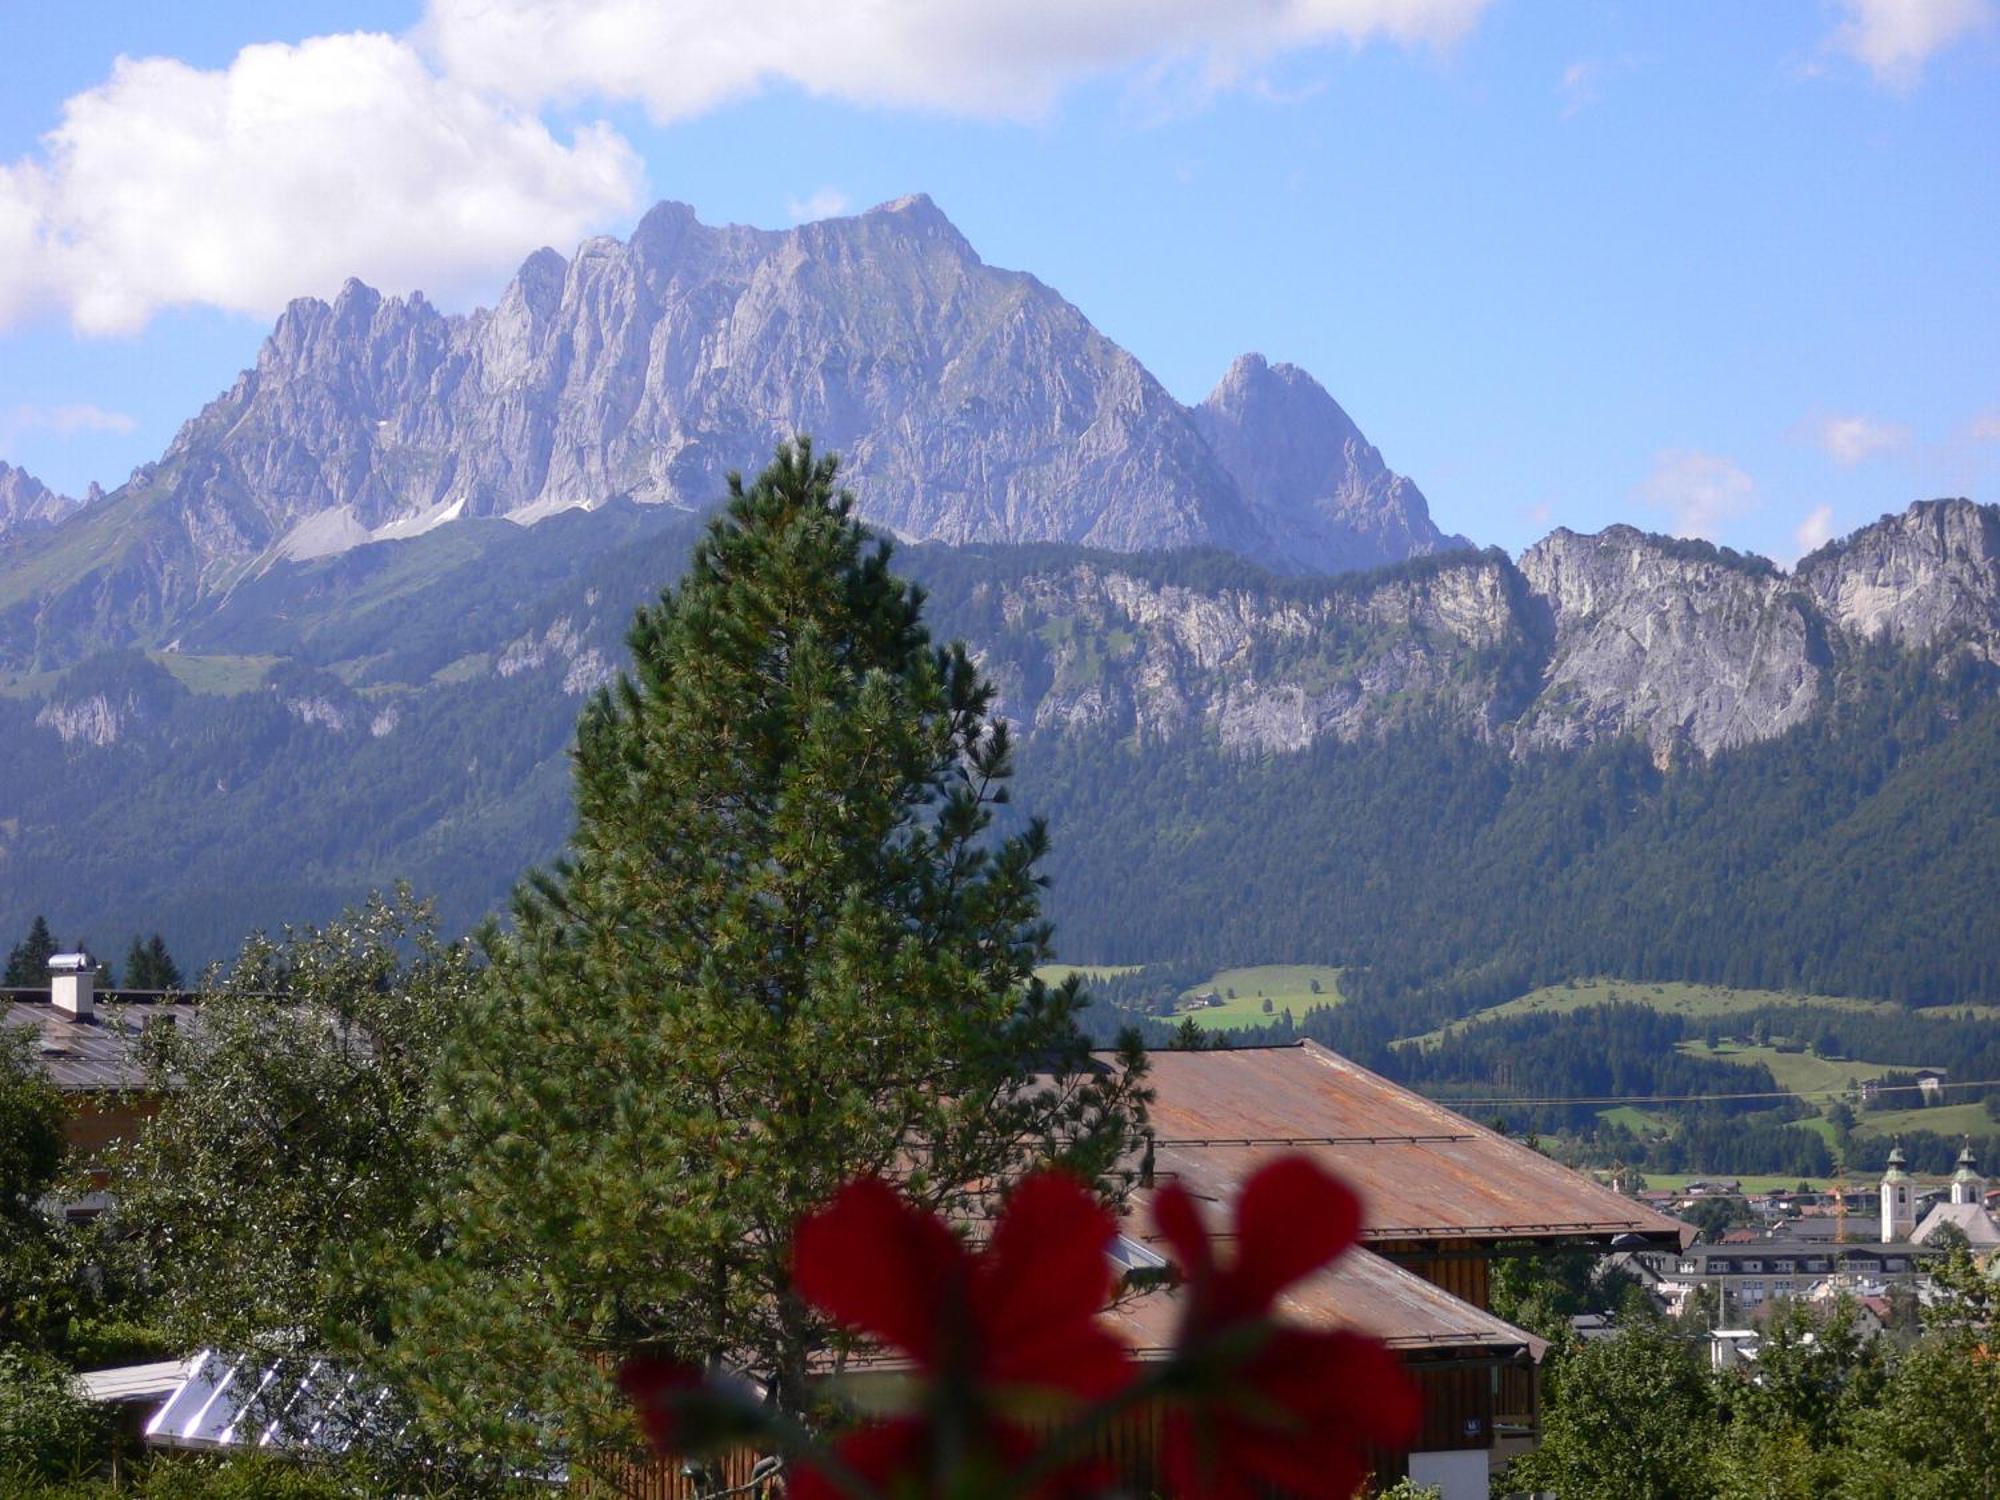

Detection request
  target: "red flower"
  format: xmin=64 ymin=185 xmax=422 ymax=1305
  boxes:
xmin=618 ymin=1356 xmax=705 ymax=1457
xmin=788 ymin=1171 xmax=1134 ymax=1498
xmin=618 ymin=1355 xmax=769 ymax=1459
xmin=1152 ymin=1156 xmax=1421 ymax=1500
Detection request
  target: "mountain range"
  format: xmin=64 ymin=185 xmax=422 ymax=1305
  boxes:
xmin=0 ymin=196 xmax=1995 ymax=1016
xmin=0 ymin=195 xmax=1462 ymax=673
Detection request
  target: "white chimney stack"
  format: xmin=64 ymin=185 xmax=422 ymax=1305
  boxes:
xmin=49 ymin=952 xmax=95 ymax=1020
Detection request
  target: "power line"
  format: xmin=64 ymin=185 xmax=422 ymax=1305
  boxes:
xmin=1428 ymin=1075 xmax=2000 ymax=1110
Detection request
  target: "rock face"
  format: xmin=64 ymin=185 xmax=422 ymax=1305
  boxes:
xmin=961 ymin=501 xmax=1998 ymax=762
xmin=0 ymin=462 xmax=74 ymax=537
xmin=969 ymin=551 xmax=1535 ymax=753
xmin=0 ymin=195 xmax=1462 ymax=669
xmin=1192 ymin=354 xmax=1469 ymax=571
xmin=1514 ymin=527 xmax=1824 ymax=761
xmin=1799 ymin=499 xmax=2000 ymax=664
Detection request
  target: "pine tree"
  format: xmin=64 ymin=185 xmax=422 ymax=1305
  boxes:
xmin=122 ymin=934 xmax=183 ymax=992
xmin=3 ymin=917 xmax=57 ymax=987
xmin=396 ymin=442 xmax=1146 ymax=1461
xmin=145 ymin=935 xmax=182 ymax=992
xmin=122 ymin=936 xmax=148 ymax=991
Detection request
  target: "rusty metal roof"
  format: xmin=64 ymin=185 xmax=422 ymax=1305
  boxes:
xmin=1104 ymin=1215 xmax=1544 ymax=1361
xmin=3 ymin=998 xmax=190 ymax=1092
xmin=1132 ymin=1042 xmax=1692 ymax=1251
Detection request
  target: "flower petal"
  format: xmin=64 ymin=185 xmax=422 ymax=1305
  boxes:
xmin=1252 ymin=1329 xmax=1422 ymax=1448
xmin=792 ymin=1177 xmax=968 ymax=1366
xmin=791 ymin=1417 xmax=929 ymax=1500
xmin=616 ymin=1356 xmax=704 ymax=1457
xmin=976 ymin=1171 xmax=1131 ymax=1398
xmin=1161 ymin=1409 xmax=1257 ymax=1500
xmin=1228 ymin=1157 xmax=1362 ymax=1305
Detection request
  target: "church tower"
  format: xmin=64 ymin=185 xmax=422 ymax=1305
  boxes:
xmin=1881 ymin=1145 xmax=1916 ymax=1243
xmin=1951 ymin=1139 xmax=1985 ymax=1207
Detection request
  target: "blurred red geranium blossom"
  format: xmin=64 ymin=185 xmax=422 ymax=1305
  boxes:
xmin=619 ymin=1156 xmax=1421 ymax=1499
xmin=1152 ymin=1156 xmax=1422 ymax=1500
xmin=786 ymin=1171 xmax=1132 ymax=1498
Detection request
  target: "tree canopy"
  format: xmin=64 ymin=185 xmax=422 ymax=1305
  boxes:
xmin=393 ymin=443 xmax=1147 ymax=1465
xmin=109 ymin=890 xmax=479 ymax=1357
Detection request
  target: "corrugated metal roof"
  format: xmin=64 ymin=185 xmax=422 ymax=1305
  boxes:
xmin=74 ymin=1359 xmax=195 ymax=1404
xmin=1104 ymin=1223 xmax=1544 ymax=1361
xmin=3 ymin=997 xmax=191 ymax=1092
xmin=1133 ymin=1042 xmax=1693 ymax=1250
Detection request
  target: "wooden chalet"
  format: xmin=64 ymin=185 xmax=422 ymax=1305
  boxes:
xmin=1110 ymin=1041 xmax=1692 ymax=1498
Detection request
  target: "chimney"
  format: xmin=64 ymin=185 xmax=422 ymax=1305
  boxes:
xmin=49 ymin=952 xmax=95 ymax=1020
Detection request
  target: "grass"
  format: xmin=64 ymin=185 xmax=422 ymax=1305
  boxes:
xmin=1598 ymin=1105 xmax=1672 ymax=1134
xmin=432 ymin=652 xmax=492 ymax=685
xmin=1854 ymin=1101 xmax=1994 ymax=1138
xmin=150 ymin=651 xmax=279 ymax=696
xmin=1676 ymin=1041 xmax=1930 ymax=1100
xmin=1181 ymin=964 xmax=1345 ymax=1030
xmin=1034 ymin=964 xmax=1141 ymax=988
xmin=1643 ymin=1172 xmax=1841 ymax=1194
xmin=1402 ymin=978 xmax=2000 ymax=1049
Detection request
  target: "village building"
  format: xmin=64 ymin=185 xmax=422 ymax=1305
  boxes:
xmin=128 ymin=1039 xmax=1690 ymax=1500
xmin=1909 ymin=1142 xmax=2000 ymax=1250
xmin=2 ymin=954 xmax=194 ymax=1162
xmin=1106 ymin=1043 xmax=1691 ymax=1499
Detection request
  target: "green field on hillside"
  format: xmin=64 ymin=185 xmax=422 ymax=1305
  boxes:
xmin=1676 ymin=1041 xmax=1931 ymax=1100
xmin=1034 ymin=963 xmax=1141 ymax=986
xmin=1181 ymin=964 xmax=1345 ymax=1030
xmin=1854 ymin=1100 xmax=1994 ymax=1138
xmin=1641 ymin=1172 xmax=1840 ymax=1194
xmin=152 ymin=651 xmax=280 ymax=696
xmin=1405 ymin=979 xmax=2000 ymax=1049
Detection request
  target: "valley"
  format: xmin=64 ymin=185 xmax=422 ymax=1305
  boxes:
xmin=3 ymin=199 xmax=1997 ymax=1192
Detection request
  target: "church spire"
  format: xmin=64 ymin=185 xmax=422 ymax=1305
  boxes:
xmin=1951 ymin=1137 xmax=1985 ymax=1207
xmin=1881 ymin=1140 xmax=1916 ymax=1243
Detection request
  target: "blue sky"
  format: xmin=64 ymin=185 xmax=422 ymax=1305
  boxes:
xmin=1 ymin=1 xmax=1994 ymax=561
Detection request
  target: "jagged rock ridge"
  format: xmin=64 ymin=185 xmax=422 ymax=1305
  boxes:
xmin=0 ymin=195 xmax=1462 ymax=669
xmin=967 ymin=500 xmax=2000 ymax=763
xmin=0 ymin=462 xmax=76 ymax=538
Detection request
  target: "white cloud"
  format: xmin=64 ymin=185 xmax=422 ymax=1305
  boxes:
xmin=0 ymin=33 xmax=641 ymax=335
xmin=1794 ymin=503 xmax=1837 ymax=559
xmin=420 ymin=0 xmax=1494 ymax=124
xmin=1816 ymin=413 xmax=1909 ymax=466
xmin=1558 ymin=56 xmax=1639 ymax=117
xmin=1635 ymin=450 xmax=1759 ymax=540
xmin=1971 ymin=411 xmax=2000 ymax=442
xmin=1827 ymin=0 xmax=1992 ymax=89
xmin=2 ymin=403 xmax=136 ymax=438
xmin=785 ymin=187 xmax=850 ymax=222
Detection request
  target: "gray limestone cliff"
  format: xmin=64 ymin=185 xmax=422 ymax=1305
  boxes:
xmin=947 ymin=500 xmax=1997 ymax=763
xmin=0 ymin=462 xmax=75 ymax=537
xmin=1798 ymin=499 xmax=2000 ymax=664
xmin=1193 ymin=354 xmax=1469 ymax=572
xmin=0 ymin=196 xmax=1461 ymax=670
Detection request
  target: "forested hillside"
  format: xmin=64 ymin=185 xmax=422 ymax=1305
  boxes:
xmin=4 ymin=503 xmax=1997 ymax=1005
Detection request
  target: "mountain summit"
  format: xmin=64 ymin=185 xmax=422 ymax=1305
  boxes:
xmin=0 ymin=196 xmax=1461 ymax=667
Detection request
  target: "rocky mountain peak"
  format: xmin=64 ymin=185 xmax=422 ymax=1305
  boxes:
xmin=1799 ymin=498 xmax=2000 ymax=662
xmin=0 ymin=460 xmax=76 ymax=537
xmin=0 ymin=194 xmax=1471 ymax=666
xmin=1192 ymin=351 xmax=1462 ymax=571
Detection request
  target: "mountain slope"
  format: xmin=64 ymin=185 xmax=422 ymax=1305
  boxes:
xmin=1 ymin=496 xmax=1995 ymax=994
xmin=0 ymin=196 xmax=1462 ymax=670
